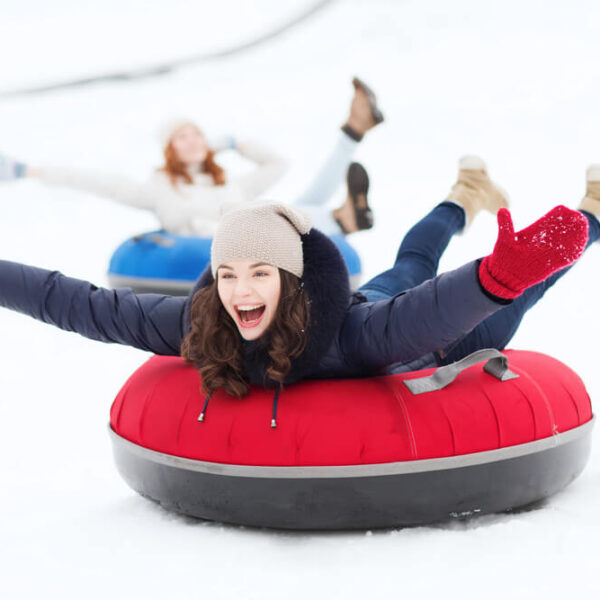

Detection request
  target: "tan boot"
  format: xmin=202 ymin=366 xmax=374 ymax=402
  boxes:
xmin=447 ymin=155 xmax=509 ymax=228
xmin=579 ymin=164 xmax=600 ymax=218
xmin=341 ymin=78 xmax=384 ymax=142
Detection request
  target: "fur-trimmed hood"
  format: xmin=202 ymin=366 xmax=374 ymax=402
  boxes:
xmin=183 ymin=228 xmax=351 ymax=386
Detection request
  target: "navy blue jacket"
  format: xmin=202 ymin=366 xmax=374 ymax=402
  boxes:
xmin=0 ymin=229 xmax=503 ymax=385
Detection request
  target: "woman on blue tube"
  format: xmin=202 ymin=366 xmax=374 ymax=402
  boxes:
xmin=0 ymin=78 xmax=381 ymax=238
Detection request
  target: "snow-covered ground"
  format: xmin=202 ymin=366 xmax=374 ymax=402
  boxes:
xmin=1 ymin=1 xmax=599 ymax=598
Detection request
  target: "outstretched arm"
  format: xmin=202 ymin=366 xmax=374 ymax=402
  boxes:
xmin=1 ymin=151 xmax=161 ymax=210
xmin=340 ymin=261 xmax=503 ymax=373
xmin=27 ymin=166 xmax=158 ymax=210
xmin=0 ymin=260 xmax=186 ymax=355
xmin=340 ymin=206 xmax=589 ymax=374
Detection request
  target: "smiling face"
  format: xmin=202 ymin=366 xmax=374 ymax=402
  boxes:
xmin=217 ymin=259 xmax=282 ymax=341
xmin=170 ymin=123 xmax=208 ymax=165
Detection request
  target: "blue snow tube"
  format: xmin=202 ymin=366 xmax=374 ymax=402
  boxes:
xmin=328 ymin=234 xmax=362 ymax=288
xmin=108 ymin=231 xmax=212 ymax=295
xmin=108 ymin=231 xmax=363 ymax=295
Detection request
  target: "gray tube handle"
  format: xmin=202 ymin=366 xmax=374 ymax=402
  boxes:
xmin=403 ymin=348 xmax=519 ymax=395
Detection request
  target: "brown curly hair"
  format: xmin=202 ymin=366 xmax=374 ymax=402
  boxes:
xmin=180 ymin=270 xmax=310 ymax=397
xmin=161 ymin=141 xmax=226 ymax=187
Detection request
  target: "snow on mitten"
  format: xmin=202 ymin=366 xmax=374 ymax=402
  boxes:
xmin=479 ymin=206 xmax=589 ymax=299
xmin=0 ymin=153 xmax=26 ymax=181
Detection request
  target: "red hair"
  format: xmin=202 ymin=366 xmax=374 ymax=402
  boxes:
xmin=161 ymin=142 xmax=226 ymax=187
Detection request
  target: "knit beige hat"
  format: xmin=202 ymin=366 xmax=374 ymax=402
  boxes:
xmin=157 ymin=118 xmax=200 ymax=147
xmin=211 ymin=202 xmax=312 ymax=278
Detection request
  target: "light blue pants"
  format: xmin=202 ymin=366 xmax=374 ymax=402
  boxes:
xmin=294 ymin=133 xmax=358 ymax=235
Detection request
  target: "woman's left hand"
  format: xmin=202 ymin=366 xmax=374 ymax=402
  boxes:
xmin=479 ymin=206 xmax=589 ymax=299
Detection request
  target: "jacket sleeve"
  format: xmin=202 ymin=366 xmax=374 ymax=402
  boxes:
xmin=0 ymin=260 xmax=186 ymax=355
xmin=233 ymin=140 xmax=288 ymax=200
xmin=36 ymin=167 xmax=158 ymax=209
xmin=338 ymin=261 xmax=506 ymax=373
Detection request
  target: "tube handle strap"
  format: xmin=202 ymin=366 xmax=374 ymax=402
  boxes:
xmin=403 ymin=349 xmax=519 ymax=395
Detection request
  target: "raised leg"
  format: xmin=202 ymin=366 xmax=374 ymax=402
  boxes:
xmin=294 ymin=78 xmax=383 ymax=235
xmin=359 ymin=155 xmax=507 ymax=301
xmin=359 ymin=201 xmax=465 ymax=301
xmin=295 ymin=133 xmax=359 ymax=209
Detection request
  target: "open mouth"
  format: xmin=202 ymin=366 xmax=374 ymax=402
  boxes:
xmin=235 ymin=304 xmax=266 ymax=327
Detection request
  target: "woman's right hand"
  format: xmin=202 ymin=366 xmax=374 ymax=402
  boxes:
xmin=0 ymin=153 xmax=26 ymax=181
xmin=207 ymin=135 xmax=237 ymax=153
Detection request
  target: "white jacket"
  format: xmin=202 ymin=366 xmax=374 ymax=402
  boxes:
xmin=38 ymin=141 xmax=287 ymax=237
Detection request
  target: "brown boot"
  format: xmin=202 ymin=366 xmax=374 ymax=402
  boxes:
xmin=341 ymin=78 xmax=384 ymax=142
xmin=579 ymin=165 xmax=600 ymax=218
xmin=332 ymin=162 xmax=373 ymax=234
xmin=447 ymin=155 xmax=508 ymax=228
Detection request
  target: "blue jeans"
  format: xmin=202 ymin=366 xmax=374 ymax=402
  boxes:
xmin=359 ymin=202 xmax=600 ymax=365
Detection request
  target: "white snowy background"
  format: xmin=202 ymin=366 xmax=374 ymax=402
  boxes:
xmin=1 ymin=0 xmax=599 ymax=598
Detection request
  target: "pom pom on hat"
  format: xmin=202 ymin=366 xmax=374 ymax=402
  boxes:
xmin=211 ymin=202 xmax=312 ymax=278
xmin=157 ymin=118 xmax=200 ymax=147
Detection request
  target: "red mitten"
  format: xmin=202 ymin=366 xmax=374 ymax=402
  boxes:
xmin=479 ymin=206 xmax=589 ymax=299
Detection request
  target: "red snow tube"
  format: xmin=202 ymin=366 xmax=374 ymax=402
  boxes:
xmin=109 ymin=349 xmax=594 ymax=530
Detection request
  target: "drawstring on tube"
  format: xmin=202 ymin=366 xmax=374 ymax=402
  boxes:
xmin=198 ymin=389 xmax=281 ymax=428
xmin=197 ymin=392 xmax=213 ymax=422
xmin=271 ymin=388 xmax=280 ymax=429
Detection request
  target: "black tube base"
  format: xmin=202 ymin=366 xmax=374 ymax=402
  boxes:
xmin=110 ymin=426 xmax=592 ymax=531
